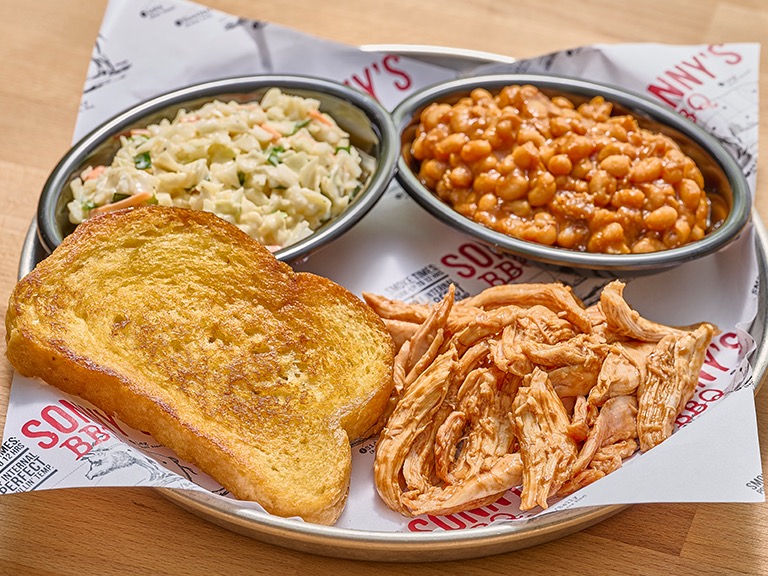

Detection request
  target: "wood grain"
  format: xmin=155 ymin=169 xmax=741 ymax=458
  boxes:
xmin=0 ymin=0 xmax=765 ymax=574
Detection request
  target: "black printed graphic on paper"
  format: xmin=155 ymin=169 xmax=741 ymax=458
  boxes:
xmin=0 ymin=437 xmax=57 ymax=493
xmin=224 ymin=18 xmax=274 ymax=73
xmin=84 ymin=35 xmax=132 ymax=94
xmin=384 ymin=264 xmax=470 ymax=303
xmin=79 ymin=443 xmax=195 ymax=487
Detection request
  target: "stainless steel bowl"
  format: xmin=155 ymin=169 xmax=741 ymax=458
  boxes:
xmin=37 ymin=75 xmax=398 ymax=263
xmin=391 ymin=74 xmax=751 ymax=272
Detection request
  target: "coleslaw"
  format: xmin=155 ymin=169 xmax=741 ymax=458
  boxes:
xmin=67 ymin=88 xmax=368 ymax=249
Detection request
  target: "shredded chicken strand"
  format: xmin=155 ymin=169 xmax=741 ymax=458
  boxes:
xmin=511 ymin=368 xmax=579 ymax=510
xmin=362 ymin=292 xmax=430 ymax=324
xmin=490 ymin=325 xmax=532 ymax=377
xmin=558 ymin=438 xmax=639 ymax=496
xmin=374 ymin=347 xmax=459 ymax=515
xmin=600 ymin=280 xmax=685 ymax=342
xmin=522 ymin=333 xmax=608 ymax=367
xmin=566 ymin=396 xmax=595 ymax=443
xmin=406 ymin=286 xmax=455 ymax=370
xmin=400 ymin=453 xmax=523 ymax=517
xmin=362 ymin=291 xmax=482 ymax=333
xmin=459 ymin=283 xmax=592 ymax=334
xmin=550 ymin=351 xmax=606 ymax=398
xmin=637 ymin=323 xmax=716 ymax=451
xmin=450 ymin=368 xmax=518 ymax=483
xmin=453 ymin=306 xmax=523 ymax=353
xmin=587 ymin=344 xmax=647 ymax=406
xmin=458 ymin=339 xmax=492 ymax=377
xmin=516 ymin=305 xmax=578 ymax=345
xmin=572 ymin=395 xmax=638 ymax=475
xmin=381 ymin=318 xmax=420 ymax=351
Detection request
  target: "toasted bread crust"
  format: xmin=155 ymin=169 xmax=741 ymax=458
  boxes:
xmin=6 ymin=206 xmax=395 ymax=524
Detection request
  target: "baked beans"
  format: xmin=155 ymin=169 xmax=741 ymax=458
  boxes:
xmin=410 ymin=84 xmax=726 ymax=254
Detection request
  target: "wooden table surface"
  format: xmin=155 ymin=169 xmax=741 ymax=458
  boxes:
xmin=1 ymin=0 xmax=766 ymax=574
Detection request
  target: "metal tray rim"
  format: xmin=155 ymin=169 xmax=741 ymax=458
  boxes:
xmin=14 ymin=44 xmax=768 ymax=562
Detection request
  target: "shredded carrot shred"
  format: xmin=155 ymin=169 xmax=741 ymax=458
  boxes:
xmin=82 ymin=165 xmax=107 ymax=181
xmin=260 ymin=123 xmax=282 ymax=140
xmin=308 ymin=109 xmax=333 ymax=126
xmin=90 ymin=191 xmax=155 ymax=216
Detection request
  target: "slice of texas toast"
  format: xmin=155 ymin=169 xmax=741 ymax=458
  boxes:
xmin=6 ymin=206 xmax=394 ymax=525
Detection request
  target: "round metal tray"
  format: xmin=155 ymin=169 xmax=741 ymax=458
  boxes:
xmin=16 ymin=45 xmax=768 ymax=562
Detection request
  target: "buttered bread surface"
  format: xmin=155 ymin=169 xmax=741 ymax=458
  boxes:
xmin=5 ymin=206 xmax=395 ymax=525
